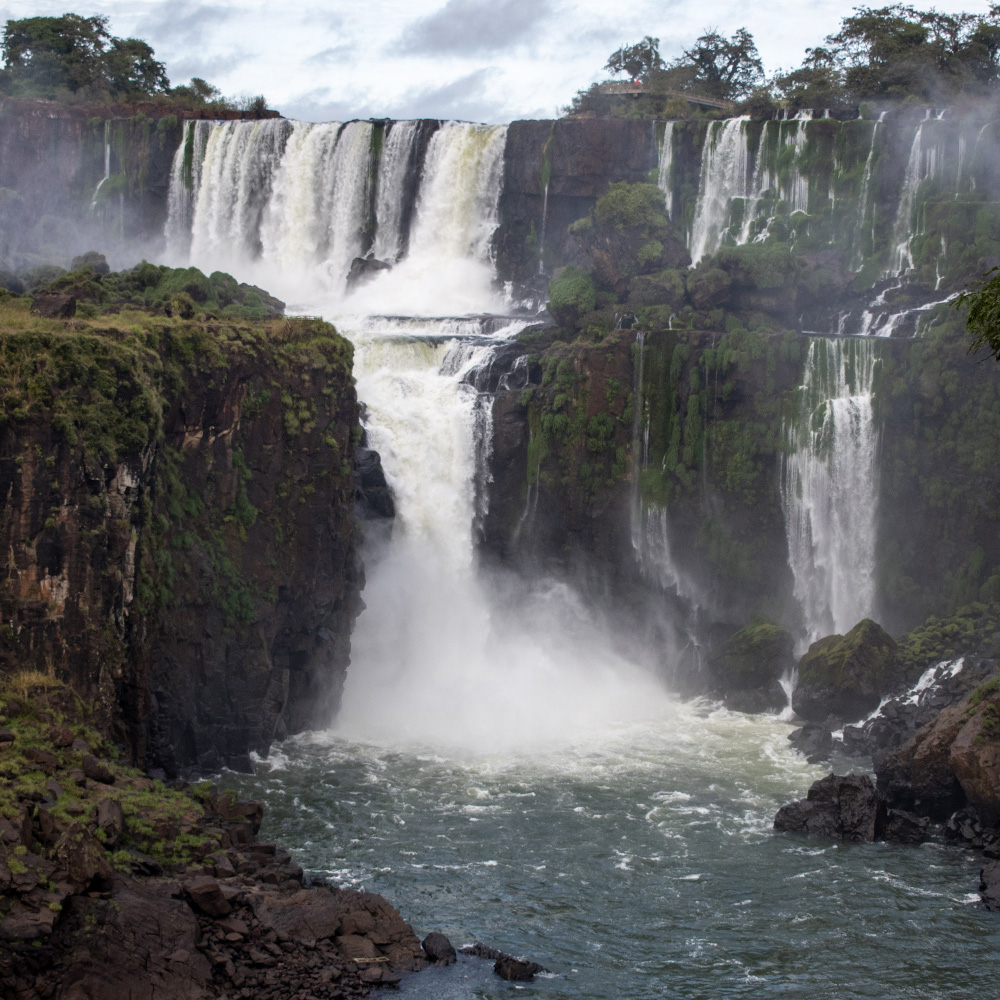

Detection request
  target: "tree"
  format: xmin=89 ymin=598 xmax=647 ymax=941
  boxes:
xmin=823 ymin=4 xmax=1000 ymax=99
xmin=604 ymin=36 xmax=664 ymax=80
xmin=0 ymin=14 xmax=168 ymax=99
xmin=676 ymin=27 xmax=764 ymax=100
xmin=956 ymin=268 xmax=1000 ymax=362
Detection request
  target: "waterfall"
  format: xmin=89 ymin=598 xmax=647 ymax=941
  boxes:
xmin=781 ymin=338 xmax=879 ymax=644
xmin=851 ymin=121 xmax=881 ymax=270
xmin=657 ymin=122 xmax=675 ymax=218
xmin=889 ymin=122 xmax=944 ymax=274
xmin=372 ymin=120 xmax=421 ymax=263
xmin=165 ymin=120 xmax=217 ymax=260
xmin=689 ymin=117 xmax=751 ymax=263
xmin=90 ymin=120 xmax=112 ymax=210
xmin=629 ymin=333 xmax=703 ymax=608
xmin=189 ymin=118 xmax=293 ymax=270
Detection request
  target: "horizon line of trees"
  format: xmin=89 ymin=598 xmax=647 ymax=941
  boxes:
xmin=585 ymin=4 xmax=1000 ymax=111
xmin=0 ymin=13 xmax=269 ymax=115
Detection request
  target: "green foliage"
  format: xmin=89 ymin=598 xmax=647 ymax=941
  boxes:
xmin=548 ymin=266 xmax=596 ymax=327
xmin=605 ymin=36 xmax=665 ymax=80
xmin=897 ymin=603 xmax=1000 ymax=677
xmin=955 ymin=266 xmax=1000 ymax=362
xmin=0 ymin=14 xmax=168 ymax=99
xmin=711 ymin=618 xmax=794 ymax=689
xmin=677 ymin=27 xmax=764 ymax=101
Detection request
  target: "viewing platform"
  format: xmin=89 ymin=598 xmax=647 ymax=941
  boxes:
xmin=597 ymin=81 xmax=736 ymax=111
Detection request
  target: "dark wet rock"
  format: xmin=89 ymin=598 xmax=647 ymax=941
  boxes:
xmin=0 ymin=727 xmax=15 ymax=743
xmin=787 ymin=723 xmax=834 ymax=764
xmin=422 ymin=931 xmax=457 ymax=965
xmin=495 ymin=956 xmax=539 ymax=981
xmin=460 ymin=941 xmax=546 ymax=979
xmin=838 ymin=657 xmax=996 ymax=768
xmin=774 ymin=773 xmax=886 ymax=842
xmin=883 ymin=808 xmax=930 ymax=844
xmin=347 ymin=255 xmax=392 ymax=289
xmin=24 ymin=747 xmax=59 ymax=772
xmin=794 ymin=619 xmax=900 ymax=723
xmin=710 ymin=620 xmax=794 ymax=712
xmin=979 ymin=861 xmax=1000 ymax=910
xmin=354 ymin=445 xmax=395 ymax=521
xmin=30 ymin=291 xmax=76 ymax=318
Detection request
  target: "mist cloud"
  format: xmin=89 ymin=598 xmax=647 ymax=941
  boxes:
xmin=397 ymin=0 xmax=553 ymax=56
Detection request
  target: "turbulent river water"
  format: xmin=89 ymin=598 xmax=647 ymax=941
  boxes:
xmin=167 ymin=116 xmax=1000 ymax=998
xmin=224 ymin=711 xmax=996 ymax=999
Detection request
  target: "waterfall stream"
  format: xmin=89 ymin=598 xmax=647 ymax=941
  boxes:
xmin=781 ymin=338 xmax=879 ymax=644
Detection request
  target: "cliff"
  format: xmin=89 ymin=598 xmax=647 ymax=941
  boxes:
xmin=0 ymin=295 xmax=363 ymax=774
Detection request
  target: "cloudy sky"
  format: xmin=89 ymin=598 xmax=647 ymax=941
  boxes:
xmin=0 ymin=0 xmax=995 ymax=122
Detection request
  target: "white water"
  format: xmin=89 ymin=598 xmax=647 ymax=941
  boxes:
xmin=657 ymin=122 xmax=675 ymax=219
xmin=689 ymin=117 xmax=751 ymax=263
xmin=889 ymin=122 xmax=945 ymax=274
xmin=781 ymin=338 xmax=879 ymax=645
xmin=373 ymin=121 xmax=421 ymax=263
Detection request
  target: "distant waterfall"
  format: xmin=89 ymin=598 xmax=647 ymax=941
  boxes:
xmin=689 ymin=117 xmax=751 ymax=263
xmin=165 ymin=117 xmax=507 ymax=307
xmin=629 ymin=333 xmax=702 ymax=608
xmin=890 ymin=121 xmax=946 ymax=274
xmin=781 ymin=338 xmax=879 ymax=643
xmin=657 ymin=122 xmax=675 ymax=218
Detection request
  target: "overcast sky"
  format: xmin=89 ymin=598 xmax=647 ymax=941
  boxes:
xmin=0 ymin=1 xmax=995 ymax=122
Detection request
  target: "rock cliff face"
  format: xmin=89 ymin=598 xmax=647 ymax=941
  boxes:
xmin=0 ymin=306 xmax=363 ymax=773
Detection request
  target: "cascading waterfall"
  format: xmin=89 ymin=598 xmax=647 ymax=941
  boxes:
xmin=165 ymin=120 xmax=217 ymax=259
xmin=689 ymin=117 xmax=751 ymax=263
xmin=372 ymin=120 xmax=421 ymax=263
xmin=188 ymin=118 xmax=293 ymax=269
xmin=781 ymin=337 xmax=879 ymax=644
xmin=889 ymin=121 xmax=945 ymax=274
xmin=89 ymin=120 xmax=112 ymax=210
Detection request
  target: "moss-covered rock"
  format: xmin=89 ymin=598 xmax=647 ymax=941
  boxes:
xmin=710 ymin=619 xmax=794 ymax=711
xmin=794 ymin=618 xmax=901 ymax=722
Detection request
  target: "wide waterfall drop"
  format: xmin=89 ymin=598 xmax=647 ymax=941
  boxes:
xmin=781 ymin=337 xmax=879 ymax=644
xmin=372 ymin=121 xmax=422 ymax=262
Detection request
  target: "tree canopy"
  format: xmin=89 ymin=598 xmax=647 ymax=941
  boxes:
xmin=0 ymin=14 xmax=168 ymax=98
xmin=677 ymin=28 xmax=764 ymax=101
xmin=604 ymin=36 xmax=665 ymax=80
xmin=956 ymin=268 xmax=1000 ymax=363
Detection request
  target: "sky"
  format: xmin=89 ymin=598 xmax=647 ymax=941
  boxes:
xmin=0 ymin=0 xmax=995 ymax=123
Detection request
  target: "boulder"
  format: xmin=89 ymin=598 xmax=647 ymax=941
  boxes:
xmin=82 ymin=754 xmax=115 ymax=784
xmin=30 ymin=291 xmax=76 ymax=318
xmin=97 ymin=798 xmax=124 ymax=847
xmin=346 ymin=255 xmax=392 ymax=289
xmin=774 ymin=773 xmax=886 ymax=841
xmin=883 ymin=808 xmax=930 ymax=844
xmin=184 ymin=875 xmax=232 ymax=917
xmin=710 ymin=620 xmax=794 ymax=712
xmin=979 ymin=861 xmax=1000 ymax=911
xmin=251 ymin=887 xmax=343 ymax=946
xmin=877 ymin=674 xmax=1000 ymax=821
xmin=787 ymin=723 xmax=833 ymax=764
xmin=793 ymin=619 xmax=900 ymax=722
xmin=495 ymin=956 xmax=538 ymax=982
xmin=422 ymin=931 xmax=457 ymax=965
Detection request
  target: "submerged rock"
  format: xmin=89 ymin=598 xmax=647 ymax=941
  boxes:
xmin=347 ymin=254 xmax=392 ymax=289
xmin=793 ymin=619 xmax=900 ymax=722
xmin=460 ymin=941 xmax=546 ymax=980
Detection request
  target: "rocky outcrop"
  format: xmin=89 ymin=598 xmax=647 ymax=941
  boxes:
xmin=0 ymin=679 xmax=434 ymax=998
xmin=496 ymin=118 xmax=658 ymax=287
xmin=774 ymin=773 xmax=887 ymax=841
xmin=877 ymin=672 xmax=1000 ymax=822
xmin=793 ymin=619 xmax=900 ymax=722
xmin=0 ymin=303 xmax=363 ymax=773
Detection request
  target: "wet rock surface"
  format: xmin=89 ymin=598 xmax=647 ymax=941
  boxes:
xmin=459 ymin=942 xmax=546 ymax=981
xmin=774 ymin=773 xmax=888 ymax=842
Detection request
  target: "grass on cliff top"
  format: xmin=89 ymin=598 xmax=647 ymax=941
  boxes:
xmin=0 ymin=294 xmax=352 ymax=464
xmin=0 ymin=673 xmax=221 ymax=870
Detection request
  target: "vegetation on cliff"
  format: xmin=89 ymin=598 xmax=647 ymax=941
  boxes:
xmin=0 ymin=13 xmax=269 ymax=115
xmin=0 ymin=269 xmax=361 ymax=771
xmin=571 ymin=5 xmax=1000 ymax=118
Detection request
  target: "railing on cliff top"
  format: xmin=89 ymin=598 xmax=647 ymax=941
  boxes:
xmin=597 ymin=82 xmax=736 ymax=112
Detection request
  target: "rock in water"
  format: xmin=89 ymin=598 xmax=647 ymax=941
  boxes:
xmin=774 ymin=773 xmax=886 ymax=841
xmin=793 ymin=619 xmax=900 ymax=722
xmin=787 ymin=723 xmax=834 ymax=764
xmin=495 ymin=956 xmax=538 ymax=981
xmin=347 ymin=255 xmax=392 ymax=289
xmin=979 ymin=861 xmax=1000 ymax=910
xmin=422 ymin=931 xmax=457 ymax=965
